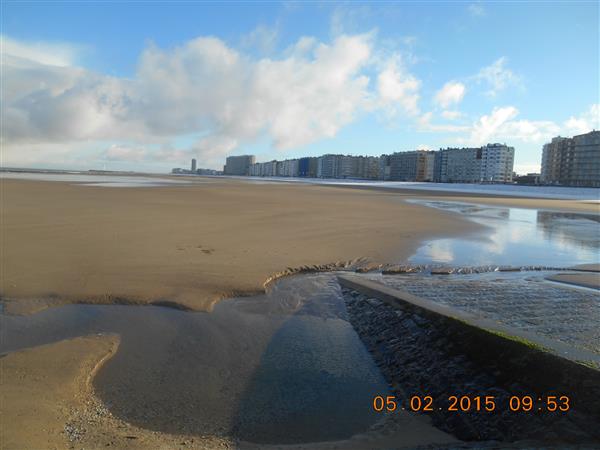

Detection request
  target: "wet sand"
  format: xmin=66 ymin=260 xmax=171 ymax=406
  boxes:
xmin=0 ymin=333 xmax=456 ymax=449
xmin=0 ymin=335 xmax=233 ymax=449
xmin=546 ymin=272 xmax=600 ymax=290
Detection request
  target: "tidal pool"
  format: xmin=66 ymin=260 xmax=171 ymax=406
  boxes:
xmin=408 ymin=200 xmax=600 ymax=267
xmin=0 ymin=274 xmax=388 ymax=445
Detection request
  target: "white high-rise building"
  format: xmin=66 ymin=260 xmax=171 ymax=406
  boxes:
xmin=480 ymin=143 xmax=515 ymax=183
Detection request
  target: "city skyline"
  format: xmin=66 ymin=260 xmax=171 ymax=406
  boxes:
xmin=2 ymin=1 xmax=599 ymax=174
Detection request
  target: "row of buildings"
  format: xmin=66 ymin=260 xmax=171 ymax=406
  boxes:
xmin=172 ymin=158 xmax=222 ymax=175
xmin=213 ymin=130 xmax=598 ymax=187
xmin=540 ymin=130 xmax=599 ymax=187
xmin=227 ymin=143 xmax=516 ymax=183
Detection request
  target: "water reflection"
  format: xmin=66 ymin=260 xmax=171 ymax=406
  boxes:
xmin=409 ymin=201 xmax=599 ymax=267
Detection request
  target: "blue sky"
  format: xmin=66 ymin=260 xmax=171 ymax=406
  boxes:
xmin=2 ymin=1 xmax=598 ymax=173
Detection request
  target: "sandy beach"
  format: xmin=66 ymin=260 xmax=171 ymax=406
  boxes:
xmin=3 ymin=177 xmax=597 ymax=315
xmin=1 ymin=176 xmax=598 ymax=448
xmin=2 ymin=177 xmax=485 ymax=314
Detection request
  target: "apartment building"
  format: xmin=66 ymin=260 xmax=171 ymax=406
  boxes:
xmin=298 ymin=157 xmax=318 ymax=178
xmin=434 ymin=147 xmax=482 ymax=183
xmin=480 ymin=143 xmax=515 ymax=183
xmin=388 ymin=150 xmax=435 ymax=181
xmin=541 ymin=131 xmax=599 ymax=187
xmin=224 ymin=155 xmax=256 ymax=175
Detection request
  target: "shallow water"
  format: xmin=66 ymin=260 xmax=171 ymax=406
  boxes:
xmin=0 ymin=274 xmax=388 ymax=444
xmin=409 ymin=200 xmax=600 ymax=267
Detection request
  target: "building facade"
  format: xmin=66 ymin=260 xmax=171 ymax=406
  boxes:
xmin=317 ymin=154 xmax=340 ymax=178
xmin=434 ymin=147 xmax=481 ymax=183
xmin=541 ymin=131 xmax=599 ymax=187
xmin=224 ymin=155 xmax=256 ymax=175
xmin=479 ymin=143 xmax=515 ymax=183
xmin=388 ymin=150 xmax=435 ymax=181
xmin=298 ymin=157 xmax=318 ymax=177
xmin=434 ymin=145 xmax=513 ymax=183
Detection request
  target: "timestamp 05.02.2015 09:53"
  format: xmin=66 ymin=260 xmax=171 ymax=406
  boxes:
xmin=373 ymin=394 xmax=571 ymax=414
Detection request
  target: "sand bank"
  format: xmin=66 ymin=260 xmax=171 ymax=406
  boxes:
xmin=2 ymin=177 xmax=487 ymax=314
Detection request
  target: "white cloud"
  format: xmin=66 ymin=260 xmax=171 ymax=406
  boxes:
xmin=434 ymin=81 xmax=466 ymax=108
xmin=441 ymin=110 xmax=463 ymax=120
xmin=3 ymin=33 xmax=382 ymax=165
xmin=514 ymin=163 xmax=542 ymax=175
xmin=474 ymin=57 xmax=521 ymax=96
xmin=377 ymin=59 xmax=421 ymax=116
xmin=466 ymin=106 xmax=560 ymax=145
xmin=564 ymin=104 xmax=600 ymax=135
xmin=1 ymin=34 xmax=81 ymax=67
xmin=104 ymin=144 xmax=149 ymax=162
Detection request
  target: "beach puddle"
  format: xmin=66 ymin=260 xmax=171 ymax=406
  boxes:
xmin=0 ymin=274 xmax=388 ymax=444
xmin=408 ymin=200 xmax=599 ymax=267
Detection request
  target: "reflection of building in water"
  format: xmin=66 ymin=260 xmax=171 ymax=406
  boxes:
xmin=540 ymin=130 xmax=600 ymax=187
xmin=536 ymin=211 xmax=600 ymax=251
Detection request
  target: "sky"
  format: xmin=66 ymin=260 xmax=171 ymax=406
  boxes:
xmin=2 ymin=1 xmax=598 ymax=174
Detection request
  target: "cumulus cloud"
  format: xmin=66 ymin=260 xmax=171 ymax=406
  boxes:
xmin=4 ymin=32 xmax=427 ymax=167
xmin=4 ymin=33 xmax=408 ymax=166
xmin=474 ymin=57 xmax=521 ymax=96
xmin=564 ymin=104 xmax=600 ymax=135
xmin=377 ymin=59 xmax=421 ymax=116
xmin=466 ymin=106 xmax=560 ymax=145
xmin=434 ymin=81 xmax=466 ymax=108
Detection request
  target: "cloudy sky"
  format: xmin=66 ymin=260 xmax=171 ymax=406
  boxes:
xmin=2 ymin=1 xmax=598 ymax=174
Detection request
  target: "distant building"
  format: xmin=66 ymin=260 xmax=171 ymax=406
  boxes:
xmin=355 ymin=156 xmax=380 ymax=180
xmin=298 ymin=157 xmax=318 ymax=177
xmin=434 ymin=147 xmax=482 ymax=183
xmin=388 ymin=150 xmax=435 ymax=181
xmin=480 ymin=143 xmax=515 ymax=183
xmin=434 ymin=144 xmax=514 ymax=183
xmin=224 ymin=155 xmax=255 ymax=176
xmin=191 ymin=158 xmax=197 ymax=172
xmin=317 ymin=154 xmax=341 ymax=178
xmin=541 ymin=131 xmax=599 ymax=187
xmin=514 ymin=173 xmax=540 ymax=185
